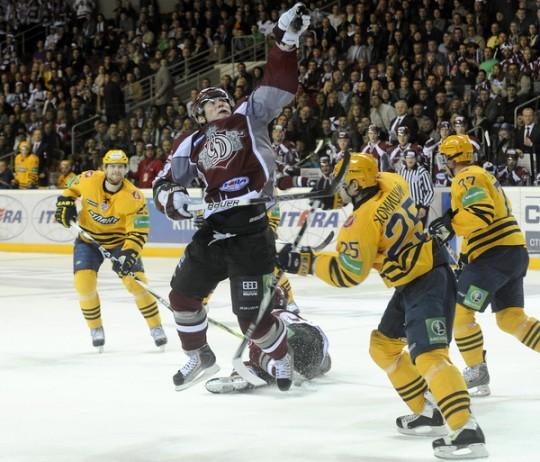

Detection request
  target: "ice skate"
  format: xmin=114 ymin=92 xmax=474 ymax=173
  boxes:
xmin=90 ymin=327 xmax=105 ymax=353
xmin=173 ymin=344 xmax=219 ymax=391
xmin=463 ymin=357 xmax=490 ymax=397
xmin=205 ymin=371 xmax=258 ymax=394
xmin=396 ymin=393 xmax=447 ymax=437
xmin=433 ymin=415 xmax=488 ymax=459
xmin=286 ymin=301 xmax=300 ymax=314
xmin=150 ymin=326 xmax=167 ymax=351
xmin=270 ymin=354 xmax=293 ymax=391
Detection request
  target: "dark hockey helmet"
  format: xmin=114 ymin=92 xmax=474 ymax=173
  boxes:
xmin=287 ymin=323 xmax=326 ymax=379
xmin=192 ymin=87 xmax=234 ymax=125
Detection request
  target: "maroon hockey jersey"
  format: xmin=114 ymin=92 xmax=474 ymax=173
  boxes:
xmin=153 ymin=46 xmax=298 ymax=233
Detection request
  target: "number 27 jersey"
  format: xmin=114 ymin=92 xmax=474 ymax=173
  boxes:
xmin=313 ymin=173 xmax=440 ymax=288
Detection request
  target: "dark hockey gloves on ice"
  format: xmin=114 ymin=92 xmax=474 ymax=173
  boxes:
xmin=156 ymin=183 xmax=193 ymax=220
xmin=112 ymin=248 xmax=139 ymax=277
xmin=55 ymin=196 xmax=77 ymax=228
xmin=277 ymin=244 xmax=314 ymax=276
xmin=428 ymin=208 xmax=455 ymax=244
xmin=273 ymin=3 xmax=311 ymax=49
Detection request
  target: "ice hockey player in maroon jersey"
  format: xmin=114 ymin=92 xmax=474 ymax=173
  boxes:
xmin=152 ymin=3 xmax=311 ymax=392
xmin=205 ymin=286 xmax=331 ymax=393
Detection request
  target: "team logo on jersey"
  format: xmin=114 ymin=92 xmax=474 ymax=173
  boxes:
xmin=88 ymin=209 xmax=119 ymax=225
xmin=100 ymin=201 xmax=109 ymax=211
xmin=132 ymin=191 xmax=141 ymax=200
xmin=86 ymin=199 xmax=98 ymax=207
xmin=198 ymin=126 xmax=245 ymax=171
xmin=219 ymin=176 xmax=250 ymax=192
xmin=463 ymin=285 xmax=489 ymax=311
xmin=425 ymin=317 xmax=447 ymax=344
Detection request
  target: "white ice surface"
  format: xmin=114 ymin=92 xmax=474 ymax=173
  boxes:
xmin=1 ymin=252 xmax=539 ymax=462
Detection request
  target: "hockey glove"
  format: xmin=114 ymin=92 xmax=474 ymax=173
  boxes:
xmin=156 ymin=184 xmax=193 ymax=220
xmin=112 ymin=248 xmax=139 ymax=277
xmin=274 ymin=3 xmax=311 ymax=49
xmin=55 ymin=196 xmax=77 ymax=228
xmin=428 ymin=208 xmax=455 ymax=244
xmin=277 ymin=244 xmax=314 ymax=276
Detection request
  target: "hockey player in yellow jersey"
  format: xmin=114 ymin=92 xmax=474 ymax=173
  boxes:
xmin=54 ymin=149 xmax=167 ymax=351
xmin=431 ymin=135 xmax=538 ymax=397
xmin=278 ymin=153 xmax=487 ymax=460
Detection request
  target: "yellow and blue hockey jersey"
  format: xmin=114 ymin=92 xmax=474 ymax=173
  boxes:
xmin=450 ymin=165 xmax=525 ymax=263
xmin=62 ymin=170 xmax=150 ymax=253
xmin=313 ymin=173 xmax=438 ymax=288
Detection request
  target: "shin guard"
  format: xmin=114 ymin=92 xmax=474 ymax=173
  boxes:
xmin=74 ymin=270 xmax=101 ymax=329
xmin=369 ymin=330 xmax=427 ymax=414
xmin=454 ymin=304 xmax=485 ymax=367
xmin=415 ymin=348 xmax=471 ymax=431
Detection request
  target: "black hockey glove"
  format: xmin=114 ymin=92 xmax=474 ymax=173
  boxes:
xmin=112 ymin=248 xmax=139 ymax=277
xmin=277 ymin=244 xmax=314 ymax=276
xmin=55 ymin=196 xmax=77 ymax=228
xmin=428 ymin=208 xmax=455 ymax=244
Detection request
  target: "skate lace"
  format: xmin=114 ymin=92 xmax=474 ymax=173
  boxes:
xmin=274 ymin=356 xmax=292 ymax=380
xmin=91 ymin=327 xmax=103 ymax=340
xmin=463 ymin=365 xmax=480 ymax=382
xmin=180 ymin=354 xmax=201 ymax=377
xmin=150 ymin=326 xmax=165 ymax=340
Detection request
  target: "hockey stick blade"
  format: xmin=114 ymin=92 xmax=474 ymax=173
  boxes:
xmin=312 ymin=230 xmax=335 ymax=251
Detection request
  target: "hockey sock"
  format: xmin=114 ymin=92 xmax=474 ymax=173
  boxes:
xmin=169 ymin=290 xmax=208 ymax=350
xmin=454 ymin=304 xmax=485 ymax=366
xmin=122 ymin=272 xmax=161 ymax=328
xmin=369 ymin=330 xmax=427 ymax=414
xmin=415 ymin=348 xmax=471 ymax=431
xmin=74 ymin=270 xmax=102 ymax=329
xmin=496 ymin=307 xmax=540 ymax=352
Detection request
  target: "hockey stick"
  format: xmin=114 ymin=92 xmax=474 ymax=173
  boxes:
xmin=186 ymin=184 xmax=342 ymax=213
xmin=290 ymin=138 xmax=324 ymax=169
xmin=70 ymin=222 xmax=244 ymax=339
xmin=232 ymin=152 xmax=350 ymax=386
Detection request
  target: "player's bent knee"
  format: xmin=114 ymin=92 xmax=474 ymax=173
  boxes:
xmin=414 ymin=348 xmax=450 ymax=377
xmin=496 ymin=307 xmax=526 ymax=334
xmin=169 ymin=289 xmax=204 ymax=313
xmin=369 ymin=330 xmax=406 ymax=370
xmin=74 ymin=270 xmax=97 ymax=295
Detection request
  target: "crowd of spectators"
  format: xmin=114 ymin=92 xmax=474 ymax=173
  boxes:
xmin=2 ymin=0 xmax=540 ymax=191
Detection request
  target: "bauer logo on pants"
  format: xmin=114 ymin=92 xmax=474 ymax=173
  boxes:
xmin=425 ymin=317 xmax=447 ymax=344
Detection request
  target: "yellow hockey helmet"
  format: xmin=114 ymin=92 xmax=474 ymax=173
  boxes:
xmin=334 ymin=152 xmax=379 ymax=189
xmin=103 ymin=149 xmax=128 ymax=165
xmin=439 ymin=135 xmax=474 ymax=163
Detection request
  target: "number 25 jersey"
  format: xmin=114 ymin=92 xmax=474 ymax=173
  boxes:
xmin=313 ymin=173 xmax=443 ymax=288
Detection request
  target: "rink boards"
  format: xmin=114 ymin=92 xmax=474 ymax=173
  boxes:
xmin=0 ymin=187 xmax=539 ymax=269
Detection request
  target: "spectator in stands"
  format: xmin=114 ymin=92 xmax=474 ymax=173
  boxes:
xmin=56 ymin=159 xmax=76 ymax=188
xmin=153 ymin=59 xmax=173 ymax=114
xmin=103 ymin=72 xmax=125 ymax=123
xmin=389 ymin=100 xmax=418 ymax=143
xmin=369 ymin=93 xmax=396 ymax=133
xmin=136 ymin=143 xmax=163 ymax=188
xmin=13 ymin=141 xmax=39 ymax=189
xmin=516 ymin=107 xmax=540 ymax=175
xmin=497 ymin=150 xmax=530 ymax=186
xmin=0 ymin=158 xmax=15 ymax=189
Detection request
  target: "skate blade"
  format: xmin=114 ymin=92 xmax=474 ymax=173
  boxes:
xmin=175 ymin=364 xmax=220 ymax=391
xmin=469 ymin=384 xmax=490 ymax=397
xmin=94 ymin=345 xmax=104 ymax=353
xmin=398 ymin=425 xmax=448 ymax=437
xmin=158 ymin=345 xmax=166 ymax=352
xmin=434 ymin=443 xmax=489 ymax=460
xmin=205 ymin=376 xmax=255 ymax=394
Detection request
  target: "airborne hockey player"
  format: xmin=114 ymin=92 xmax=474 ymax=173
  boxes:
xmin=55 ymin=150 xmax=167 ymax=351
xmin=278 ymin=154 xmax=488 ymax=459
xmin=152 ymin=3 xmax=311 ymax=392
